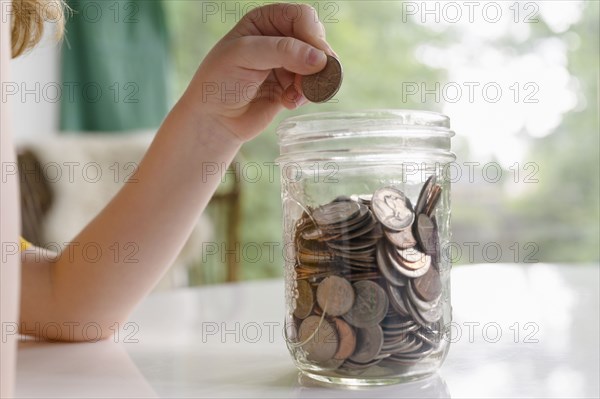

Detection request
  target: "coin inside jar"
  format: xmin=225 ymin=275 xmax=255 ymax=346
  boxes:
xmin=412 ymin=266 xmax=442 ymax=303
xmin=333 ymin=318 xmax=357 ymax=361
xmin=312 ymin=201 xmax=361 ymax=227
xmin=372 ymin=187 xmax=414 ymax=231
xmin=385 ymin=227 xmax=417 ymax=249
xmin=294 ymin=280 xmax=315 ymax=319
xmin=348 ymin=324 xmax=384 ymax=364
xmin=301 ymin=55 xmax=343 ymax=103
xmin=343 ymin=280 xmax=389 ymax=328
xmin=298 ymin=315 xmax=339 ymax=363
xmin=416 ymin=214 xmax=436 ymax=255
xmin=316 ymin=276 xmax=355 ymax=316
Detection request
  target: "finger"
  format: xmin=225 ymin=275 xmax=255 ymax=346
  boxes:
xmin=231 ymin=3 xmax=335 ymax=54
xmin=281 ymin=84 xmax=308 ymax=110
xmin=273 ymin=68 xmax=295 ymax=93
xmin=228 ymin=35 xmax=327 ymax=75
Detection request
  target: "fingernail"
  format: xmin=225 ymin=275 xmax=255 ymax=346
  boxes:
xmin=307 ymin=48 xmax=326 ymax=66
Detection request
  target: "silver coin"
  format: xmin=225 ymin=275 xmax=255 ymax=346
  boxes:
xmin=385 ymin=227 xmax=417 ymax=249
xmin=386 ymin=243 xmax=431 ymax=278
xmin=376 ymin=242 xmax=407 ymax=287
xmin=343 ymin=280 xmax=389 ymax=328
xmin=418 ymin=301 xmax=443 ymax=324
xmin=402 ymin=290 xmax=430 ymax=328
xmin=372 ymin=187 xmax=415 ymax=231
xmin=312 ymin=201 xmax=361 ymax=227
xmin=348 ymin=324 xmax=384 ymax=363
xmin=386 ymin=282 xmax=410 ymax=316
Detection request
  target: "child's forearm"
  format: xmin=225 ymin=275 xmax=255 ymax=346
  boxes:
xmin=20 ymin=100 xmax=241 ymax=341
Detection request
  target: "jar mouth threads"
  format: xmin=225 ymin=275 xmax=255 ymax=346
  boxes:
xmin=277 ymin=110 xmax=455 ymax=164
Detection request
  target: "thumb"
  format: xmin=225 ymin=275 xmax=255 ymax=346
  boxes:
xmin=227 ymin=36 xmax=328 ymax=75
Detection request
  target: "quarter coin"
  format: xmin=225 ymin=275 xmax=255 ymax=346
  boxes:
xmin=372 ymin=187 xmax=415 ymax=231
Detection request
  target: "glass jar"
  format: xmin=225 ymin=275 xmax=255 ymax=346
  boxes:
xmin=277 ymin=110 xmax=456 ymax=386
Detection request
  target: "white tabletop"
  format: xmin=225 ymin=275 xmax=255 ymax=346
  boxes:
xmin=15 ymin=264 xmax=599 ymax=398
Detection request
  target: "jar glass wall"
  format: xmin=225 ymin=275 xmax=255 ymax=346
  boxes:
xmin=277 ymin=110 xmax=456 ymax=386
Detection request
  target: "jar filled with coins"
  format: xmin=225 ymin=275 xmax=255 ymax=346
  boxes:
xmin=277 ymin=110 xmax=456 ymax=386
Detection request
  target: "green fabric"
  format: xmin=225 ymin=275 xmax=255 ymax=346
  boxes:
xmin=60 ymin=0 xmax=170 ymax=132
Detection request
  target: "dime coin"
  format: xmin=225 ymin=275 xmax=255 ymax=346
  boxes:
xmin=372 ymin=187 xmax=415 ymax=231
xmin=316 ymin=276 xmax=355 ymax=316
xmin=348 ymin=324 xmax=384 ymax=364
xmin=343 ymin=280 xmax=389 ymax=328
xmin=301 ymin=55 xmax=343 ymax=103
xmin=294 ymin=280 xmax=315 ymax=319
xmin=333 ymin=318 xmax=357 ymax=361
xmin=298 ymin=315 xmax=339 ymax=363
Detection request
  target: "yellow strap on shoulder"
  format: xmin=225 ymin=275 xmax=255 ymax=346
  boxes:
xmin=20 ymin=237 xmax=32 ymax=251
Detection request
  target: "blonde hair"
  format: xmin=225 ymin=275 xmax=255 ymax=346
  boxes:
xmin=11 ymin=0 xmax=66 ymax=58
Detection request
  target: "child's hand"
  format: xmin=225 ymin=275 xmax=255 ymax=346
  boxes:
xmin=181 ymin=3 xmax=335 ymax=142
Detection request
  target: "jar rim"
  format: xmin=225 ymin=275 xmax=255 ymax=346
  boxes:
xmin=278 ymin=109 xmax=454 ymax=144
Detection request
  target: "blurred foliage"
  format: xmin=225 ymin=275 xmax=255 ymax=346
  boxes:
xmin=164 ymin=1 xmax=599 ymax=283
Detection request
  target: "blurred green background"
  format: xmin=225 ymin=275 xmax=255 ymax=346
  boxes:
xmin=163 ymin=0 xmax=599 ymax=283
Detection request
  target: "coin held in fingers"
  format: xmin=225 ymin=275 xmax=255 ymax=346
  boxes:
xmin=301 ymin=55 xmax=343 ymax=103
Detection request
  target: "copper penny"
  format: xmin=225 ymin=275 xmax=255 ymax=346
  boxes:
xmin=298 ymin=315 xmax=339 ymax=363
xmin=333 ymin=318 xmax=357 ymax=360
xmin=412 ymin=266 xmax=442 ymax=303
xmin=316 ymin=276 xmax=355 ymax=316
xmin=301 ymin=55 xmax=343 ymax=103
xmin=293 ymin=280 xmax=315 ymax=319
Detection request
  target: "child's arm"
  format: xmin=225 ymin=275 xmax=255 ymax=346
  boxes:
xmin=19 ymin=3 xmax=333 ymax=341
